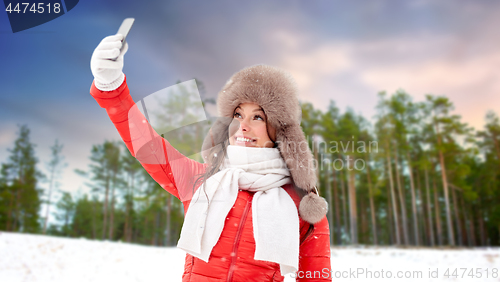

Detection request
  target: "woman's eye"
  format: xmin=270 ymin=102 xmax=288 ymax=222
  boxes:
xmin=233 ymin=112 xmax=242 ymax=118
xmin=254 ymin=115 xmax=264 ymax=121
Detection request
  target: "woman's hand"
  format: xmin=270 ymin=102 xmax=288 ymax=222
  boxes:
xmin=90 ymin=34 xmax=128 ymax=91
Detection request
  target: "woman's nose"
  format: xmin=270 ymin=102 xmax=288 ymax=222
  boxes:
xmin=240 ymin=118 xmax=250 ymax=132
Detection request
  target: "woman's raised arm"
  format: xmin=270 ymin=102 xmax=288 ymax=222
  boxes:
xmin=89 ymin=35 xmax=206 ymax=202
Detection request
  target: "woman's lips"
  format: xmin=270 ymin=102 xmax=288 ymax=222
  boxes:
xmin=234 ymin=136 xmax=256 ymax=145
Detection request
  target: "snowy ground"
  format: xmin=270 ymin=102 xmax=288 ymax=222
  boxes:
xmin=1 ymin=232 xmax=499 ymax=282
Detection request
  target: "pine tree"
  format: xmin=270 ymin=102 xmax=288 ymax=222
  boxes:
xmin=375 ymin=92 xmax=401 ymax=245
xmin=55 ymin=191 xmax=75 ymax=236
xmin=336 ymin=109 xmax=362 ymax=244
xmin=77 ymin=140 xmax=122 ymax=240
xmin=387 ymin=90 xmax=420 ymax=245
xmin=423 ymin=95 xmax=473 ymax=246
xmin=0 ymin=125 xmax=43 ymax=233
xmin=121 ymin=142 xmax=142 ymax=242
xmin=43 ymin=139 xmax=66 ymax=234
xmin=318 ymin=101 xmax=341 ymax=245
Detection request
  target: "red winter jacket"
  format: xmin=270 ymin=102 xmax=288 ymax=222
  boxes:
xmin=90 ymin=76 xmax=332 ymax=281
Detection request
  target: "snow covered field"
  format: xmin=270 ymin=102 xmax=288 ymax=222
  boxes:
xmin=1 ymin=231 xmax=499 ymax=282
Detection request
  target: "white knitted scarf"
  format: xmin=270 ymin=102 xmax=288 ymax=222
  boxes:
xmin=177 ymin=145 xmax=299 ymax=275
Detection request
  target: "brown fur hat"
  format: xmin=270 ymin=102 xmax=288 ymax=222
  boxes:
xmin=206 ymin=64 xmax=328 ymax=224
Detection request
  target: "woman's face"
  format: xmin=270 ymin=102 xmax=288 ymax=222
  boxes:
xmin=229 ymin=103 xmax=275 ymax=148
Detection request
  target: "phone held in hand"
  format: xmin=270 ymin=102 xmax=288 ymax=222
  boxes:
xmin=112 ymin=18 xmax=135 ymax=61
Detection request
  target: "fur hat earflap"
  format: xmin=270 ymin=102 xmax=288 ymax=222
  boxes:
xmin=204 ymin=64 xmax=328 ymax=223
xmin=299 ymin=189 xmax=329 ymax=224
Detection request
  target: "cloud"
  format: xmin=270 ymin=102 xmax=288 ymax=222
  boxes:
xmin=270 ymin=31 xmax=352 ymax=91
xmin=355 ymin=34 xmax=500 ymax=129
xmin=0 ymin=123 xmax=17 ymax=147
xmin=360 ymin=50 xmax=500 ymax=95
xmin=252 ymin=25 xmax=500 ymax=130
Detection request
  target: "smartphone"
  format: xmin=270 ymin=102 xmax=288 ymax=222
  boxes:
xmin=112 ymin=18 xmax=135 ymax=61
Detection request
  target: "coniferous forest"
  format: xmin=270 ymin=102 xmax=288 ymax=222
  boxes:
xmin=1 ymin=87 xmax=499 ymax=247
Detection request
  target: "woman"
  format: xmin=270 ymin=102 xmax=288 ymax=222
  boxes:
xmin=90 ymin=34 xmax=332 ymax=281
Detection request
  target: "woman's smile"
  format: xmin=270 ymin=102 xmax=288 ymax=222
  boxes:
xmin=234 ymin=135 xmax=257 ymax=146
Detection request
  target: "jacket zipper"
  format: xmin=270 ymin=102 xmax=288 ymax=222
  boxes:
xmin=187 ymin=256 xmax=194 ymax=282
xmin=226 ymin=193 xmax=252 ymax=282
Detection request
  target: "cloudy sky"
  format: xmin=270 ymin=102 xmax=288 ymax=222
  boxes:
xmin=1 ymin=0 xmax=499 ymax=200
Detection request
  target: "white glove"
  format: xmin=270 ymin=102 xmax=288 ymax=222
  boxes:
xmin=90 ymin=34 xmax=129 ymax=91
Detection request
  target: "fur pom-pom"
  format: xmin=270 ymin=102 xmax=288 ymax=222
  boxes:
xmin=299 ymin=193 xmax=328 ymax=224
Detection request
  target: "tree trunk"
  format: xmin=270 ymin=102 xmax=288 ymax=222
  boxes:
xmin=124 ymin=199 xmax=129 ymax=242
xmin=333 ymin=166 xmax=342 ymax=245
xmin=124 ymin=172 xmax=133 ymax=243
xmin=386 ymin=145 xmax=400 ymax=245
xmin=498 ymin=225 xmax=500 ymax=246
xmin=64 ymin=210 xmax=69 ymax=235
xmin=438 ymin=149 xmax=455 ymax=246
xmin=406 ymin=152 xmax=419 ymax=246
xmin=416 ymin=185 xmax=425 ymax=245
xmin=360 ymin=195 xmax=367 ymax=243
xmin=435 ymin=122 xmax=455 ymax=246
xmin=386 ymin=183 xmax=394 ymax=245
xmin=73 ymin=206 xmax=79 ymax=236
xmin=6 ymin=189 xmax=14 ymax=231
xmin=91 ymin=195 xmax=97 ymax=239
xmin=43 ymin=166 xmax=56 ymax=234
xmin=424 ymin=168 xmax=435 ymax=246
xmin=451 ymin=186 xmax=463 ymax=246
xmin=166 ymin=194 xmax=172 ymax=246
xmin=108 ymin=178 xmax=116 ymax=240
xmin=347 ymin=155 xmax=357 ymax=245
xmin=433 ymin=177 xmax=443 ymax=245
xmin=469 ymin=201 xmax=477 ymax=246
xmin=314 ymin=135 xmax=320 ymax=186
xmin=393 ymin=147 xmax=409 ymax=245
xmin=14 ymin=188 xmax=22 ymax=231
xmin=460 ymin=195 xmax=472 ymax=246
xmin=340 ymin=167 xmax=349 ymax=245
xmin=144 ymin=215 xmax=150 ymax=245
xmin=102 ymin=174 xmax=109 ymax=240
xmin=492 ymin=133 xmax=500 ymax=162
xmin=12 ymin=170 xmax=24 ymax=232
xmin=478 ymin=205 xmax=486 ymax=246
xmin=154 ymin=210 xmax=160 ymax=246
xmin=129 ymin=174 xmax=135 ymax=242
xmin=364 ymin=154 xmax=377 ymax=245
xmin=325 ymin=163 xmax=334 ymax=245
xmin=416 ymin=169 xmax=426 ymax=246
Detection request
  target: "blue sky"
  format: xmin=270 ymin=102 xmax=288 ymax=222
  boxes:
xmin=1 ymin=0 xmax=499 ymax=201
